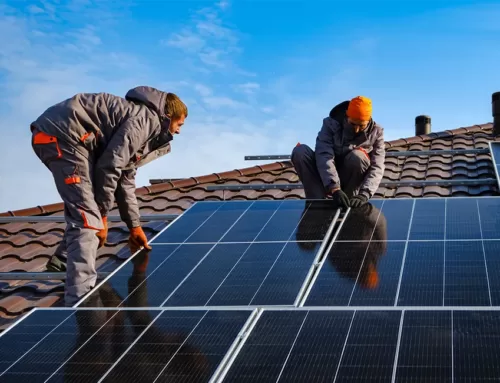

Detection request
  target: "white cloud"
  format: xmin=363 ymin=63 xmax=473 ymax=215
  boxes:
xmin=236 ymin=82 xmax=260 ymax=95
xmin=27 ymin=5 xmax=44 ymax=14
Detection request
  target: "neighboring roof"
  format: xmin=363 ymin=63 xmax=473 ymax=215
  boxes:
xmin=0 ymin=122 xmax=499 ymax=330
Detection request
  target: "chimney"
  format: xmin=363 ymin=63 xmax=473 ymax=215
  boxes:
xmin=493 ymin=92 xmax=500 ymax=136
xmin=415 ymin=115 xmax=431 ymax=136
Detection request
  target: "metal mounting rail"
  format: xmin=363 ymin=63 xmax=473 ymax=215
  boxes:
xmin=244 ymin=148 xmax=490 ymax=161
xmin=0 ymin=272 xmax=111 ymax=280
xmin=206 ymin=178 xmax=497 ymax=191
xmin=0 ymin=214 xmax=179 ymax=224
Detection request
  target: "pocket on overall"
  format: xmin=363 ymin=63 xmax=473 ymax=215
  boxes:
xmin=32 ymin=131 xmax=62 ymax=165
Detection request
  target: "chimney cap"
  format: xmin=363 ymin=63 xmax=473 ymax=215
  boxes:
xmin=415 ymin=115 xmax=431 ymax=124
xmin=493 ymin=92 xmax=500 ymax=102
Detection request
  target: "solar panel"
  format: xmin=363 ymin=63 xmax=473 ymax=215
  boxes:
xmin=79 ymin=200 xmax=340 ymax=308
xmin=218 ymin=308 xmax=500 ymax=382
xmin=303 ymin=197 xmax=500 ymax=307
xmin=0 ymin=308 xmax=253 ymax=382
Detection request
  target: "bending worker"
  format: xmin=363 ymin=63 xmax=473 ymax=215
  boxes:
xmin=30 ymin=86 xmax=187 ymax=306
xmin=291 ymin=96 xmax=385 ymax=208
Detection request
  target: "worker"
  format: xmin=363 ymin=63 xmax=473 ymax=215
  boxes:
xmin=30 ymin=86 xmax=187 ymax=306
xmin=291 ymin=96 xmax=385 ymax=208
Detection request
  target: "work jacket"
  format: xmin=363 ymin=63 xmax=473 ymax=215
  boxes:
xmin=315 ymin=100 xmax=386 ymax=198
xmin=31 ymin=86 xmax=173 ymax=228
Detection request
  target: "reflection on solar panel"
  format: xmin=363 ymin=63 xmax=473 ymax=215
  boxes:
xmin=303 ymin=197 xmax=500 ymax=307
xmin=79 ymin=200 xmax=341 ymax=308
xmin=0 ymin=308 xmax=253 ymax=382
xmin=5 ymin=196 xmax=500 ymax=381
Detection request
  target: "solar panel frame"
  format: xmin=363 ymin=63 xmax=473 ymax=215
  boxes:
xmin=489 ymin=141 xmax=500 ymax=192
xmin=301 ymin=196 xmax=500 ymax=308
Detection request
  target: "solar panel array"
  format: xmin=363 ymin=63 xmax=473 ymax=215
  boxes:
xmin=1 ymin=197 xmax=500 ymax=382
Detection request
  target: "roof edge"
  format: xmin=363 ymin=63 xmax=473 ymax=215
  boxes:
xmin=1 ymin=122 xmax=494 ymax=217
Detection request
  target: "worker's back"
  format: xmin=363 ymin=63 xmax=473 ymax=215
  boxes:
xmin=30 ymin=86 xmax=167 ymax=159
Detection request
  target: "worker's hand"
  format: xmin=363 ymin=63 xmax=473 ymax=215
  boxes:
xmin=329 ymin=189 xmax=350 ymax=209
xmin=128 ymin=226 xmax=152 ymax=254
xmin=96 ymin=216 xmax=108 ymax=248
xmin=350 ymin=194 xmax=368 ymax=208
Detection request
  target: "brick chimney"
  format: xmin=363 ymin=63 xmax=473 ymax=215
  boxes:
xmin=493 ymin=92 xmax=500 ymax=136
xmin=415 ymin=115 xmax=431 ymax=136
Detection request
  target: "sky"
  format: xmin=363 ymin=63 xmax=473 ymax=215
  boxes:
xmin=1 ymin=0 xmax=500 ymax=212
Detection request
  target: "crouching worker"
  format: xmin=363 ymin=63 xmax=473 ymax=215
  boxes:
xmin=30 ymin=86 xmax=188 ymax=306
xmin=291 ymin=96 xmax=385 ymax=208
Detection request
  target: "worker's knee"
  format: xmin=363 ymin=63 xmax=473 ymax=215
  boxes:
xmin=291 ymin=144 xmax=314 ymax=165
xmin=344 ymin=149 xmax=370 ymax=172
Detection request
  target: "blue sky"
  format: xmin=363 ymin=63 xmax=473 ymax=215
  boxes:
xmin=1 ymin=0 xmax=499 ymax=211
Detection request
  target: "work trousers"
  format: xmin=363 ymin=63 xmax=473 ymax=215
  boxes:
xmin=291 ymin=144 xmax=370 ymax=199
xmin=31 ymin=129 xmax=104 ymax=307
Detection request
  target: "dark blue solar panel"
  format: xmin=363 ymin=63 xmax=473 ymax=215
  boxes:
xmin=153 ymin=200 xmax=338 ymax=244
xmin=409 ymin=198 xmax=446 ymax=240
xmin=483 ymin=240 xmax=500 ymax=305
xmin=0 ymin=309 xmax=251 ymax=382
xmin=395 ymin=310 xmax=452 ymax=382
xmin=163 ymin=241 xmax=322 ymax=307
xmin=80 ymin=244 xmax=214 ymax=308
xmin=397 ymin=241 xmax=444 ymax=306
xmin=223 ymin=310 xmax=400 ymax=382
xmin=491 ymin=142 xmax=500 ymax=165
xmin=446 ymin=198 xmax=482 ymax=240
xmin=476 ymin=197 xmax=500 ymax=240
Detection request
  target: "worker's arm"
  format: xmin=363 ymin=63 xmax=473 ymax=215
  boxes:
xmin=359 ymin=126 xmax=386 ymax=199
xmin=315 ymin=117 xmax=341 ymax=191
xmin=115 ymin=168 xmax=141 ymax=229
xmin=94 ymin=117 xmax=154 ymax=217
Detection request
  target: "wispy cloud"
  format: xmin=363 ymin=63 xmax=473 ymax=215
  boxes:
xmin=162 ymin=1 xmax=242 ymax=71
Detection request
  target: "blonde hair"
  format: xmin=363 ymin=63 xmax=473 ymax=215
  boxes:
xmin=165 ymin=93 xmax=188 ymax=120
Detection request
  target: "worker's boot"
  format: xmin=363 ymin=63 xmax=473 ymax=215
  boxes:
xmin=46 ymin=254 xmax=67 ymax=272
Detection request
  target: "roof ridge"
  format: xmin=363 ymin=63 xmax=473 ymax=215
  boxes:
xmin=1 ymin=122 xmax=494 ymax=217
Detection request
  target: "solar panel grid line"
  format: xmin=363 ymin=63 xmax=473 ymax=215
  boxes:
xmin=208 ymin=309 xmax=261 ymax=383
xmin=451 ymin=310 xmax=454 ymax=383
xmin=42 ymin=309 xmax=123 ymax=381
xmin=347 ymin=202 xmax=386 ymax=306
xmin=390 ymin=309 xmax=405 ymax=383
xmin=81 ymin=202 xmax=230 ymax=309
xmin=247 ymin=202 xmax=315 ymax=306
xmin=332 ymin=310 xmax=356 ymax=383
xmin=150 ymin=311 xmax=209 ymax=383
xmin=72 ymin=201 xmax=200 ymax=308
xmin=275 ymin=311 xmax=309 ymax=383
xmin=393 ymin=199 xmax=416 ymax=306
xmin=292 ymin=207 xmax=342 ymax=307
xmin=0 ymin=309 xmax=75 ymax=377
xmin=96 ymin=310 xmax=165 ymax=382
xmin=159 ymin=202 xmax=257 ymax=307
xmin=203 ymin=202 xmax=285 ymax=307
xmin=296 ymin=208 xmax=352 ymax=307
xmin=211 ymin=308 xmax=264 ymax=383
xmin=476 ymin=199 xmax=493 ymax=306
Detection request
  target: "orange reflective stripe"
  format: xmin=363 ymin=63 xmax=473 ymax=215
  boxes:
xmin=357 ymin=147 xmax=370 ymax=159
xmin=33 ymin=132 xmax=62 ymax=158
xmin=80 ymin=133 xmax=91 ymax=142
xmin=80 ymin=211 xmax=101 ymax=231
xmin=64 ymin=176 xmax=81 ymax=185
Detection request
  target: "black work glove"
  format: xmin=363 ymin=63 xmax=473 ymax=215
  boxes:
xmin=330 ymin=189 xmax=350 ymax=208
xmin=350 ymin=194 xmax=368 ymax=208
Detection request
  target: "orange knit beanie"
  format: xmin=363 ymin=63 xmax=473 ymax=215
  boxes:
xmin=346 ymin=96 xmax=372 ymax=121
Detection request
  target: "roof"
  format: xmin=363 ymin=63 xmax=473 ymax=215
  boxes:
xmin=0 ymin=121 xmax=498 ymax=330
